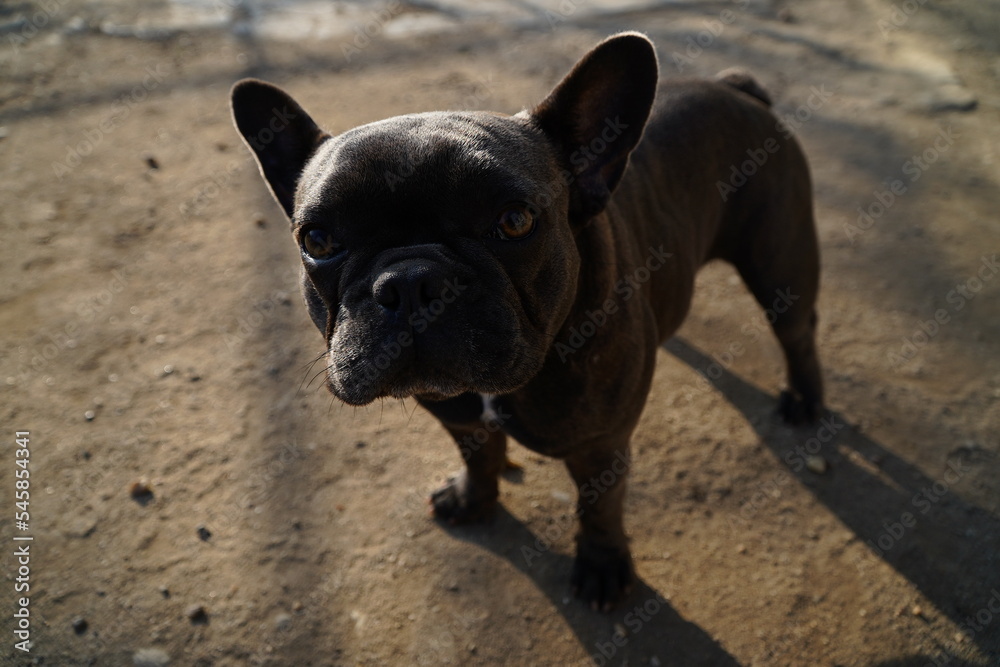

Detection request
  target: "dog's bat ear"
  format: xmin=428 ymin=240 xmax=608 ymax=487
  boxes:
xmin=530 ymin=32 xmax=658 ymax=221
xmin=230 ymin=79 xmax=330 ymax=218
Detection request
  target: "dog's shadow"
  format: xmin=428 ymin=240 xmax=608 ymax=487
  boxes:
xmin=439 ymin=506 xmax=740 ymax=665
xmin=663 ymin=337 xmax=1000 ymax=662
xmin=436 ymin=336 xmax=999 ymax=664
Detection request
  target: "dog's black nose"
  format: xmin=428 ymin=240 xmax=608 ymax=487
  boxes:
xmin=372 ymin=260 xmax=447 ymax=318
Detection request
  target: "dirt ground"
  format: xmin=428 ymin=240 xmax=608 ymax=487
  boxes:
xmin=2 ymin=0 xmax=1000 ymax=665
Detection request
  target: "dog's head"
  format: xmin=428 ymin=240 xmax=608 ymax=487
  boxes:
xmin=230 ymin=33 xmax=658 ymax=405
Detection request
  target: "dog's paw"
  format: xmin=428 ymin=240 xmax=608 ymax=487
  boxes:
xmin=571 ymin=540 xmax=634 ymax=612
xmin=429 ymin=471 xmax=497 ymax=525
xmin=778 ymin=389 xmax=821 ymax=425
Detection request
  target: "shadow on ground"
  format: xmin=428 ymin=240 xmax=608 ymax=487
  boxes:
xmin=664 ymin=337 xmax=1000 ymax=662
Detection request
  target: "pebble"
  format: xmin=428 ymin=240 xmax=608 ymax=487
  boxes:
xmin=129 ymin=480 xmax=154 ymax=505
xmin=185 ymin=604 xmax=208 ymax=625
xmin=806 ymin=455 xmax=828 ymax=474
xmin=84 ymin=410 xmax=96 ymax=421
xmin=71 ymin=616 xmax=88 ymax=634
xmin=196 ymin=525 xmax=212 ymax=541
xmin=132 ymin=648 xmax=171 ymax=667
xmin=274 ymin=613 xmax=292 ymax=631
xmin=912 ymin=605 xmax=923 ymax=617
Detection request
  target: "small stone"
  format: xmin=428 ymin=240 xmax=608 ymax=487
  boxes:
xmin=162 ymin=364 xmax=174 ymax=375
xmin=613 ymin=623 xmax=627 ymax=640
xmin=912 ymin=605 xmax=923 ymax=617
xmin=196 ymin=525 xmax=212 ymax=541
xmin=158 ymin=586 xmax=170 ymax=598
xmin=155 ymin=334 xmax=167 ymax=344
xmin=133 ymin=648 xmax=171 ymax=667
xmin=185 ymin=604 xmax=208 ymax=625
xmin=274 ymin=613 xmax=292 ymax=631
xmin=132 ymin=648 xmax=170 ymax=667
xmin=129 ymin=480 xmax=154 ymax=505
xmin=806 ymin=455 xmax=828 ymax=474
xmin=145 ymin=156 xmax=160 ymax=170
xmin=291 ymin=601 xmax=303 ymax=612
xmin=84 ymin=410 xmax=96 ymax=421
xmin=736 ymin=544 xmax=747 ymax=554
xmin=651 ymin=658 xmax=661 ymax=667
xmin=72 ymin=616 xmax=88 ymax=634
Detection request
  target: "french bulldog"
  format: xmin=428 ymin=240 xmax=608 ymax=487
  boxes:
xmin=230 ymin=32 xmax=823 ymax=611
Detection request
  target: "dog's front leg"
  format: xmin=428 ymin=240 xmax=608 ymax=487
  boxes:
xmin=419 ymin=394 xmax=507 ymax=524
xmin=565 ymin=441 xmax=634 ymax=611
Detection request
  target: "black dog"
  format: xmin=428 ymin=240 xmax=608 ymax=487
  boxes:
xmin=231 ymin=32 xmax=823 ymax=610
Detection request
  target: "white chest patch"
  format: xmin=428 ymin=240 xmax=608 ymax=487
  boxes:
xmin=479 ymin=392 xmax=499 ymax=423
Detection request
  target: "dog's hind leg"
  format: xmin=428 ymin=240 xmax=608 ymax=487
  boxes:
xmin=731 ymin=198 xmax=824 ymax=423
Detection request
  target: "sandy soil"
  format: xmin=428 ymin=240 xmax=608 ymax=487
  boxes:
xmin=2 ymin=0 xmax=999 ymax=665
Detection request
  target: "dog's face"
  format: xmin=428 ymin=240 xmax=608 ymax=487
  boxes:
xmin=292 ymin=113 xmax=579 ymax=405
xmin=231 ymin=34 xmax=658 ymax=405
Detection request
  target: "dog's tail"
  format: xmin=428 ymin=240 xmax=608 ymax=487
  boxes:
xmin=715 ymin=68 xmax=772 ymax=107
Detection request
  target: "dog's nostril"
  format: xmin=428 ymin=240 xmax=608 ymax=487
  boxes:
xmin=373 ymin=278 xmax=402 ymax=310
xmin=417 ymin=280 xmax=436 ymax=308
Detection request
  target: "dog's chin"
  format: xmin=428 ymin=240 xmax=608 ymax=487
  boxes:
xmin=327 ymin=364 xmax=534 ymax=407
xmin=324 ymin=363 xmax=467 ymax=405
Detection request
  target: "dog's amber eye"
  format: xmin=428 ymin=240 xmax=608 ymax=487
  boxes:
xmin=492 ymin=206 xmax=535 ymax=241
xmin=301 ymin=227 xmax=341 ymax=260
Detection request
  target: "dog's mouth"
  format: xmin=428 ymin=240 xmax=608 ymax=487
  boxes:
xmin=323 ymin=325 xmax=537 ymax=407
xmin=326 ymin=357 xmax=471 ymax=406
